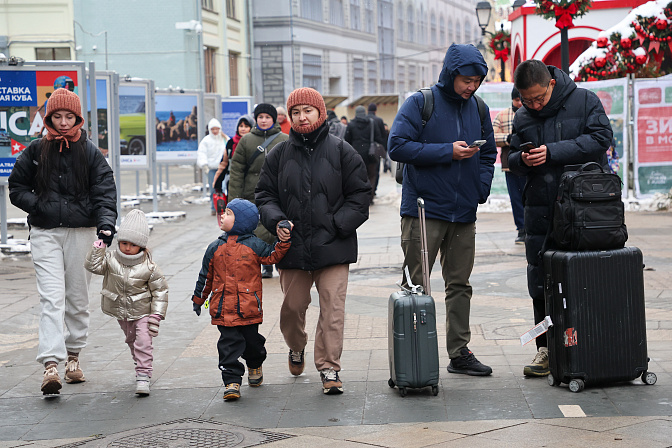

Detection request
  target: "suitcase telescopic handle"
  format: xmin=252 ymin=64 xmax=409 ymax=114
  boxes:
xmin=417 ymin=197 xmax=431 ymax=297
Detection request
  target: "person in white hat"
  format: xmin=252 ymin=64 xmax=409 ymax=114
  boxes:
xmin=85 ymin=209 xmax=169 ymax=396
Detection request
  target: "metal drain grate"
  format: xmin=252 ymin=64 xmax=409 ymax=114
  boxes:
xmin=55 ymin=418 xmax=294 ymax=448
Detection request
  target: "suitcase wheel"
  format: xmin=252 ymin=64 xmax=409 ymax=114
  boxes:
xmin=641 ymin=371 xmax=657 ymax=386
xmin=399 ymin=387 xmax=407 ymax=397
xmin=547 ymin=373 xmax=560 ymax=387
xmin=388 ymin=378 xmax=396 ymax=389
xmin=568 ymin=379 xmax=585 ymax=393
xmin=431 ymin=385 xmax=439 ymax=396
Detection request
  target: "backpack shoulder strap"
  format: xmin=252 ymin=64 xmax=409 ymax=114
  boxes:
xmin=474 ymin=94 xmax=486 ymax=139
xmin=248 ymin=133 xmax=280 ymax=166
xmin=419 ymin=87 xmax=433 ymax=128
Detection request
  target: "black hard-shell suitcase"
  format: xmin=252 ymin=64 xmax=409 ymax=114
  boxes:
xmin=543 ymin=247 xmax=657 ymax=392
xmin=388 ymin=198 xmax=440 ymax=397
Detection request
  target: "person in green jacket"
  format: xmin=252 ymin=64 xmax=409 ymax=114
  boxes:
xmin=228 ymin=103 xmax=289 ymax=278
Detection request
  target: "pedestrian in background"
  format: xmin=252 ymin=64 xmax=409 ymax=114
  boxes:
xmin=388 ymin=44 xmax=496 ymax=377
xmin=256 ymin=87 xmax=370 ymax=395
xmin=192 ymin=199 xmax=292 ymax=401
xmin=492 ymin=86 xmax=526 ymax=244
xmin=213 ymin=114 xmax=255 ymax=199
xmin=344 ymin=105 xmax=384 ymax=204
xmin=228 ymin=104 xmax=288 ymax=278
xmin=326 ymin=109 xmax=347 ymax=139
xmin=8 ymin=88 xmax=118 ymax=395
xmin=276 ymin=106 xmax=291 ymax=135
xmin=508 ymin=59 xmax=613 ymax=377
xmin=85 ymin=209 xmax=168 ymax=396
xmin=197 ymin=118 xmax=227 ymax=215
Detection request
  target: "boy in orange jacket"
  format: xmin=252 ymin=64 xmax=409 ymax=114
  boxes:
xmin=192 ymin=198 xmax=292 ymax=401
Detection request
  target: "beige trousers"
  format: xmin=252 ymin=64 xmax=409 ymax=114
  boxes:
xmin=279 ymin=264 xmax=349 ymax=371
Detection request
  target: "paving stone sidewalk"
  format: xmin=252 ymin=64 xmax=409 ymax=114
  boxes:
xmin=0 ymin=169 xmax=671 ymax=447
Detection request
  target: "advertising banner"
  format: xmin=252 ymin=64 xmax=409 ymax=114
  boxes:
xmin=577 ymin=78 xmax=628 ymax=191
xmin=155 ymin=92 xmax=200 ymax=163
xmin=221 ymin=97 xmax=252 ymax=140
xmin=87 ymin=77 xmax=110 ymax=158
xmin=119 ymin=84 xmax=149 ymax=168
xmin=634 ymin=76 xmax=672 ymax=196
xmin=0 ymin=67 xmax=83 ymax=178
xmin=472 ymin=82 xmax=515 ymax=196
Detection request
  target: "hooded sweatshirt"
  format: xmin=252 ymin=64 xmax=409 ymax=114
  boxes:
xmin=388 ymin=44 xmax=497 ymax=223
xmin=197 ymin=118 xmax=227 ymax=170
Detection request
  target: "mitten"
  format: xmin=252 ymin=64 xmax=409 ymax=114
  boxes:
xmin=193 ymin=301 xmax=201 ymax=316
xmin=147 ymin=315 xmax=161 ymax=337
xmin=97 ymin=225 xmax=115 ymax=246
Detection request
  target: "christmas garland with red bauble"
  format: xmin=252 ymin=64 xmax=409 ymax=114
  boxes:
xmin=534 ymin=0 xmax=592 ymax=29
xmin=488 ymin=30 xmax=511 ymax=62
xmin=573 ymin=2 xmax=671 ymax=81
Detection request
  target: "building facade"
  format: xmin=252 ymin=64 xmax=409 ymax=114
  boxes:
xmin=0 ymin=0 xmax=75 ymax=62
xmin=252 ymin=0 xmax=484 ymax=108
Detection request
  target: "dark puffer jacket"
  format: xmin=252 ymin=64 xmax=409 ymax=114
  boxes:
xmin=508 ymin=65 xmax=612 ymax=300
xmin=255 ymin=122 xmax=371 ymax=271
xmin=8 ymin=131 xmax=117 ymax=230
xmin=344 ymin=116 xmax=385 ymax=164
xmin=388 ymin=44 xmax=497 ymax=223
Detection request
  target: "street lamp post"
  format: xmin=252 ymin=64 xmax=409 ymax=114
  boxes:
xmin=475 ymin=2 xmax=492 ymax=57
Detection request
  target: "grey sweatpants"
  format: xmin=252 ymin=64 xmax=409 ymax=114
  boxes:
xmin=30 ymin=226 xmax=95 ymax=365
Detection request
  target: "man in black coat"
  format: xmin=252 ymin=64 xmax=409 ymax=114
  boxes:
xmin=367 ymin=103 xmax=387 ymax=197
xmin=345 ymin=105 xmax=385 ymax=203
xmin=508 ymin=60 xmax=613 ymax=377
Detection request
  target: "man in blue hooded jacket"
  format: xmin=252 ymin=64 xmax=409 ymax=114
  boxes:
xmin=388 ymin=44 xmax=496 ymax=376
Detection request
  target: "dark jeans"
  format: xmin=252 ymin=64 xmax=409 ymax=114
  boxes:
xmin=217 ymin=324 xmax=267 ymax=385
xmin=505 ymin=171 xmax=526 ymax=231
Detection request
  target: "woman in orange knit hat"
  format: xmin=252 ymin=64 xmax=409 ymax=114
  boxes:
xmin=255 ymin=87 xmax=371 ymax=395
xmin=8 ymin=88 xmax=118 ymax=395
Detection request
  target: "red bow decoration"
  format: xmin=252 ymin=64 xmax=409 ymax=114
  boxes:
xmin=554 ymin=3 xmax=579 ymax=29
xmin=494 ymin=47 xmax=509 ymax=62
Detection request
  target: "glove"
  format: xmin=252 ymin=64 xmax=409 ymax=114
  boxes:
xmin=93 ymin=239 xmax=106 ymax=248
xmin=97 ymin=225 xmax=115 ymax=247
xmin=147 ymin=315 xmax=161 ymax=337
xmin=193 ymin=302 xmax=201 ymax=316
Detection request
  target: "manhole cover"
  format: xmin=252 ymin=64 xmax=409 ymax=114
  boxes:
xmin=55 ymin=418 xmax=293 ymax=448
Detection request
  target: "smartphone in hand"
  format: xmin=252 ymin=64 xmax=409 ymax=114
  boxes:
xmin=468 ymin=140 xmax=486 ymax=148
xmin=520 ymin=142 xmax=536 ymax=153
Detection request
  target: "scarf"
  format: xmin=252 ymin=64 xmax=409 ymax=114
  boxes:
xmin=44 ymin=119 xmax=83 ymax=152
xmin=231 ymin=133 xmax=242 ymax=156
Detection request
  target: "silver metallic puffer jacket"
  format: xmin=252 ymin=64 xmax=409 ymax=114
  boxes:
xmin=85 ymin=246 xmax=169 ymax=320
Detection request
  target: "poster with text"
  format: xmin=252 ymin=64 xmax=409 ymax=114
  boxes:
xmin=155 ymin=93 xmax=198 ymax=163
xmin=87 ymin=78 xmax=110 ymax=158
xmin=634 ymin=76 xmax=672 ymax=196
xmin=221 ymin=98 xmax=251 ymax=140
xmin=119 ymin=84 xmax=148 ymax=168
xmin=0 ymin=68 xmax=81 ymax=177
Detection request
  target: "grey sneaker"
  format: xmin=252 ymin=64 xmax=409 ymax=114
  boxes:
xmin=135 ymin=374 xmax=150 ymax=395
xmin=524 ymin=347 xmax=550 ymax=377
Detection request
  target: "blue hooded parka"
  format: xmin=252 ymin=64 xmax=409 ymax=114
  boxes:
xmin=388 ymin=44 xmax=497 ymax=222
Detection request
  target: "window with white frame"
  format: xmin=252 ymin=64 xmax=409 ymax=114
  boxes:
xmin=364 ymin=0 xmax=374 ymax=33
xmin=408 ymin=64 xmax=416 ymax=91
xmin=397 ymin=64 xmax=405 ymax=93
xmin=368 ymin=60 xmax=377 ymax=94
xmin=378 ymin=0 xmax=395 ymax=93
xmin=350 ymin=0 xmax=361 ymax=30
xmin=397 ymin=2 xmax=404 ymax=41
xmin=353 ymin=58 xmax=365 ymax=98
xmin=303 ymin=54 xmax=322 ymax=91
xmin=455 ymin=21 xmax=461 ymax=44
xmin=407 ymin=5 xmax=414 ymax=42
xmin=301 ymin=0 xmax=323 ymax=21
xmin=447 ymin=18 xmax=454 ymax=44
xmin=439 ymin=16 xmax=446 ymax=47
xmin=330 ymin=0 xmax=344 ymax=26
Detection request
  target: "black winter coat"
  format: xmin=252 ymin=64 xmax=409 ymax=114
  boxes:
xmin=8 ymin=131 xmax=117 ymax=231
xmin=344 ymin=116 xmax=385 ymax=164
xmin=255 ymin=122 xmax=371 ymax=271
xmin=508 ymin=66 xmax=612 ymax=300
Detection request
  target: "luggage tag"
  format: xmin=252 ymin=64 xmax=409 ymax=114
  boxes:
xmin=519 ymin=316 xmax=553 ymax=346
xmin=401 ymin=266 xmax=424 ymax=295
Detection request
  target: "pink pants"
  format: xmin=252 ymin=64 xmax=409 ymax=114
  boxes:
xmin=118 ymin=316 xmax=153 ymax=377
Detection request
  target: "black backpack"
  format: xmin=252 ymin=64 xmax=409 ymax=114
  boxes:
xmin=395 ymin=88 xmax=487 ymax=184
xmin=552 ymin=162 xmax=628 ymax=251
